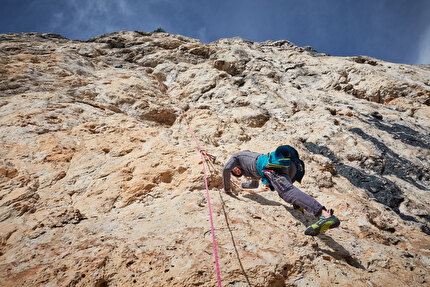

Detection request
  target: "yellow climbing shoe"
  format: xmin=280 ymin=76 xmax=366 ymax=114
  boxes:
xmin=305 ymin=215 xmax=340 ymax=236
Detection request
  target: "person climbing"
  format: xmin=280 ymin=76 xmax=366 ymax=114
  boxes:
xmin=220 ymin=145 xmax=340 ymax=236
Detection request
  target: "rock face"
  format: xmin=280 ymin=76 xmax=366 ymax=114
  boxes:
xmin=0 ymin=31 xmax=429 ymax=287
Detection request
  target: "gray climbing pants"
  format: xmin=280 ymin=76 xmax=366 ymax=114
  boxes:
xmin=263 ymin=170 xmax=324 ymax=216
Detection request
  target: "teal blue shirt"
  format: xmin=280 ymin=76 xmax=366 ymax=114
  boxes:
xmin=256 ymin=154 xmax=269 ymax=185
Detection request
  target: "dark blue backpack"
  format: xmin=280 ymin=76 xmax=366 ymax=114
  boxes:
xmin=267 ymin=145 xmax=305 ymax=183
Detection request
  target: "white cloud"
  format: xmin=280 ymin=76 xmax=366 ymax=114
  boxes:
xmin=416 ymin=24 xmax=430 ymax=64
xmin=52 ymin=12 xmax=64 ymax=24
xmin=46 ymin=0 xmax=202 ymax=40
xmin=48 ymin=0 xmax=142 ymax=39
xmin=70 ymin=0 xmax=118 ymax=34
xmin=198 ymin=26 xmax=208 ymax=43
xmin=117 ymin=0 xmax=133 ymax=16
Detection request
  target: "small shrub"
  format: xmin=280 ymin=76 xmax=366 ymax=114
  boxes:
xmin=152 ymin=27 xmax=166 ymax=33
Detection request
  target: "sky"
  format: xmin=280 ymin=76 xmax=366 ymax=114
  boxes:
xmin=1 ymin=0 xmax=429 ymax=64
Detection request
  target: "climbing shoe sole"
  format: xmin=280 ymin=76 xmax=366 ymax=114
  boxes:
xmin=305 ymin=215 xmax=340 ymax=236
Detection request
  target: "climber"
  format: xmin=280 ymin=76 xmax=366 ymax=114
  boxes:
xmin=220 ymin=146 xmax=340 ymax=236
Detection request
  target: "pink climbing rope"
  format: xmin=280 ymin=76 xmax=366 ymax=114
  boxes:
xmin=171 ymin=95 xmax=222 ymax=287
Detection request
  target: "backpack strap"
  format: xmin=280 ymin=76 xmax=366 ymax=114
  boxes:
xmin=267 ymin=149 xmax=292 ymax=169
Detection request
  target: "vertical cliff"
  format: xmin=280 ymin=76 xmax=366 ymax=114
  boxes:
xmin=0 ymin=31 xmax=429 ymax=286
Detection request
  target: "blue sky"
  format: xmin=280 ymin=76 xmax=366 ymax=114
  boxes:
xmin=1 ymin=0 xmax=429 ymax=64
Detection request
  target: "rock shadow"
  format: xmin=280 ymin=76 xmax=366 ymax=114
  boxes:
xmin=305 ymin=142 xmax=404 ymax=210
xmin=282 ymin=205 xmax=365 ymax=269
xmin=317 ymin=234 xmax=366 ymax=270
xmin=350 ymin=126 xmax=428 ymax=190
xmin=305 ymin=142 xmax=429 ymax=235
xmin=241 ymin=193 xmax=365 ymax=269
xmin=364 ymin=115 xmax=430 ymax=151
xmin=219 ymin=192 xmax=252 ymax=287
xmin=242 ymin=193 xmax=284 ymax=206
